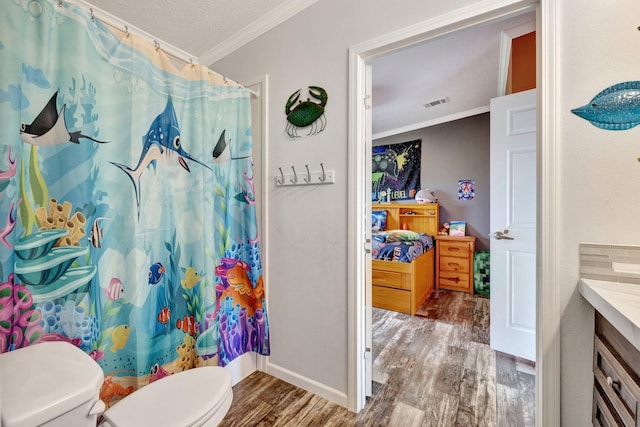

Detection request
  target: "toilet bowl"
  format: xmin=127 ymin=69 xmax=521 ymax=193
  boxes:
xmin=101 ymin=366 xmax=233 ymax=427
xmin=0 ymin=341 xmax=105 ymax=427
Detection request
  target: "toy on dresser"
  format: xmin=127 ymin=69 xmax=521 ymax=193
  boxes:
xmin=438 ymin=222 xmax=449 ymax=235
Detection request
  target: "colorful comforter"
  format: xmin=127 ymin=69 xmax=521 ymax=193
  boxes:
xmin=371 ymin=230 xmax=434 ymax=263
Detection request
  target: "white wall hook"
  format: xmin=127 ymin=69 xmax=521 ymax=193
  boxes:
xmin=304 ymin=165 xmax=312 ymax=183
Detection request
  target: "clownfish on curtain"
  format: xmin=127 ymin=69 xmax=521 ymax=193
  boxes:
xmin=0 ymin=0 xmax=269 ymax=408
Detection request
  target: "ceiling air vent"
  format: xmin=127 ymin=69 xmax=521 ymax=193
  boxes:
xmin=424 ymin=97 xmax=449 ymax=108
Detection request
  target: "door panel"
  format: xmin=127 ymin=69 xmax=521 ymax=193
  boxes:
xmin=490 ymin=89 xmax=536 ymax=362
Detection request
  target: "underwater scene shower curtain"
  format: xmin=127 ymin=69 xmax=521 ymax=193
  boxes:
xmin=0 ymin=0 xmax=268 ymax=407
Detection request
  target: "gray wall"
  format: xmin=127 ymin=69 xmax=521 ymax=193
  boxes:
xmin=374 ymin=113 xmax=490 ymax=250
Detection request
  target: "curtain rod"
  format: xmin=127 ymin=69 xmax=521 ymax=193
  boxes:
xmin=63 ymin=0 xmax=258 ymax=98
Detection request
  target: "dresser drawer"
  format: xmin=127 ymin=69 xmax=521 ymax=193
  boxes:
xmin=439 ymin=255 xmax=469 ymax=273
xmin=594 ymin=335 xmax=640 ymax=426
xmin=594 ymin=382 xmax=625 ymax=427
xmin=438 ymin=271 xmax=470 ymax=291
xmin=438 ymin=241 xmax=470 ymax=257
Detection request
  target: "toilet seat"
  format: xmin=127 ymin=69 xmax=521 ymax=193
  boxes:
xmin=102 ymin=366 xmax=232 ymax=427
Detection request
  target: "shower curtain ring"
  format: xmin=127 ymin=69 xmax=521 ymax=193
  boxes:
xmin=89 ymin=8 xmax=95 ymax=22
xmin=290 ymin=166 xmax=298 ymax=184
xmin=319 ymin=163 xmax=326 ymax=182
xmin=277 ymin=167 xmax=284 ymax=185
xmin=304 ymin=164 xmax=311 ymax=183
xmin=124 ymin=25 xmax=130 ymax=39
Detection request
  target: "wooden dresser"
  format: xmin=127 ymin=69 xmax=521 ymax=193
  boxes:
xmin=592 ymin=312 xmax=640 ymax=426
xmin=434 ymin=235 xmax=476 ymax=294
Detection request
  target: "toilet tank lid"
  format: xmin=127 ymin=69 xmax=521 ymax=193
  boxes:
xmin=0 ymin=341 xmax=104 ymax=427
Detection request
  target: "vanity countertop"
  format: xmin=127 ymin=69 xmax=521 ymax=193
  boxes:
xmin=578 ymin=278 xmax=640 ymax=352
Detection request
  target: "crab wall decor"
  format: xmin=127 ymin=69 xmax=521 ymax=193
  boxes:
xmin=285 ymin=86 xmax=328 ymax=138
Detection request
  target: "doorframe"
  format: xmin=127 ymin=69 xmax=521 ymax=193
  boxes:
xmin=347 ymin=1 xmax=560 ymax=426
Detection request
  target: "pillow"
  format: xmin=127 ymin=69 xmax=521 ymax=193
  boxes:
xmin=384 ymin=230 xmax=420 ymax=242
xmin=372 ymin=210 xmax=387 ymax=232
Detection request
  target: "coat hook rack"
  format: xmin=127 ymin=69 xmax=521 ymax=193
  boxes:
xmin=275 ymin=163 xmax=335 ymax=187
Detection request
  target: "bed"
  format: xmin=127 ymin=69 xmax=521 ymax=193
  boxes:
xmin=371 ymin=203 xmax=439 ymax=315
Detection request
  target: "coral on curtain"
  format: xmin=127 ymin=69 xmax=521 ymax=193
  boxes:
xmin=0 ymin=0 xmax=269 ymax=407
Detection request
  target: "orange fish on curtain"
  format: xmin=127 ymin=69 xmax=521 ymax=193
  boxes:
xmin=214 ymin=257 xmax=267 ymax=365
xmin=215 ymin=258 xmax=264 ymax=317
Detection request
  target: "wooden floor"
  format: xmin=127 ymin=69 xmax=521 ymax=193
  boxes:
xmin=219 ymin=290 xmax=535 ymax=427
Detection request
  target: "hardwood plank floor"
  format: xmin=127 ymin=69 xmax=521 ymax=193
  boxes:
xmin=219 ymin=290 xmax=534 ymax=426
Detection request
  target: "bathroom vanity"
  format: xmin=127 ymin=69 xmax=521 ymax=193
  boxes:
xmin=580 ymin=280 xmax=640 ymax=426
xmin=578 ymin=243 xmax=640 ymax=426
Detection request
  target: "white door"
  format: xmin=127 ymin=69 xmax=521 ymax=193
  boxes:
xmin=489 ymin=89 xmax=536 ymax=362
xmin=364 ymin=63 xmax=373 ymax=396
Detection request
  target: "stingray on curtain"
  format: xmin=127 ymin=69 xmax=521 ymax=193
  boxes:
xmin=0 ymin=0 xmax=269 ymax=408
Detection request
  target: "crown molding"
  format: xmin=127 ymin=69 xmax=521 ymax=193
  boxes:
xmin=199 ymin=0 xmax=319 ymax=66
xmin=372 ymin=105 xmax=490 ymax=140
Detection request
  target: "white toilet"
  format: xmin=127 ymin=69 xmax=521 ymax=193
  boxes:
xmin=101 ymin=365 xmax=233 ymax=427
xmin=0 ymin=341 xmax=233 ymax=427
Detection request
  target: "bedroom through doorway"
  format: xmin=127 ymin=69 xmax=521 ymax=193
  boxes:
xmin=361 ymin=8 xmax=538 ymax=425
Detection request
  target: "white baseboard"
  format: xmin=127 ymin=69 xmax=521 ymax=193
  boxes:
xmin=266 ymin=361 xmax=349 ymax=409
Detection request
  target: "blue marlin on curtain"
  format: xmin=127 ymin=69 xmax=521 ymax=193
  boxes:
xmin=110 ymin=96 xmax=211 ymax=219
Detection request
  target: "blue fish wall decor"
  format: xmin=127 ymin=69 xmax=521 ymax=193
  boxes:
xmin=572 ymin=81 xmax=640 ymax=130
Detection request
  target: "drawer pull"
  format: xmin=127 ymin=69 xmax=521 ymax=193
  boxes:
xmin=447 ymin=262 xmax=460 ymax=267
xmin=447 ymin=247 xmax=460 ymax=252
xmin=606 ymin=376 xmax=621 ymax=390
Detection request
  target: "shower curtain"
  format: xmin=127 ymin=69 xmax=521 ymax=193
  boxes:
xmin=0 ymin=0 xmax=269 ymax=407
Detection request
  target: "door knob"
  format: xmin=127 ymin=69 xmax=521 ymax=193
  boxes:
xmin=492 ymin=229 xmax=514 ymax=240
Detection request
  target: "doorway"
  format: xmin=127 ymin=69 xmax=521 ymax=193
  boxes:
xmin=347 ymin=1 xmax=559 ymax=425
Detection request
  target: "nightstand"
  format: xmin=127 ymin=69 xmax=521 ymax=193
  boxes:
xmin=435 ymin=235 xmax=476 ymax=294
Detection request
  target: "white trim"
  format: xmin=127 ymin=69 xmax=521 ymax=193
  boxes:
xmin=497 ymin=19 xmax=537 ymax=96
xmin=537 ymin=1 xmax=560 ymax=425
xmin=198 ymin=0 xmax=319 ymax=65
xmin=348 ymin=1 xmax=560 ymax=425
xmin=244 ymin=75 xmax=270 ymax=374
xmin=266 ymin=362 xmax=349 ymax=408
xmin=350 ymin=0 xmax=537 ymax=58
xmin=372 ymin=105 xmax=490 ymax=140
xmin=347 ymin=47 xmax=367 ymax=412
